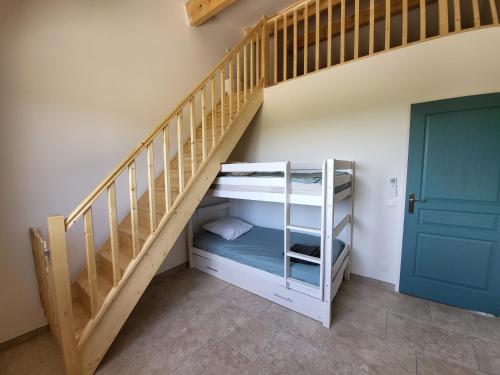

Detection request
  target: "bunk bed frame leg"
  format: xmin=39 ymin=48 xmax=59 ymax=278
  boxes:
xmin=323 ymin=159 xmax=335 ymax=329
xmin=322 ymin=302 xmax=332 ymax=328
xmin=344 ymin=161 xmax=355 ymax=281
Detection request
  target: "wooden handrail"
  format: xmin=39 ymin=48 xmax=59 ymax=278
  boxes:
xmin=65 ymin=21 xmax=264 ymax=228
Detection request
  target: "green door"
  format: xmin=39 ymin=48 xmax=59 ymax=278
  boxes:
xmin=400 ymin=93 xmax=500 ymax=315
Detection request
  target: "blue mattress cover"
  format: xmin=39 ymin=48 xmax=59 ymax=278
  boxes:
xmin=193 ymin=225 xmax=345 ymax=286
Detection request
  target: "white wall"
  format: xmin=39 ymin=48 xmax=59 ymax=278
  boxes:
xmin=231 ymin=27 xmax=500 ymax=286
xmin=0 ymin=0 xmax=297 ymax=343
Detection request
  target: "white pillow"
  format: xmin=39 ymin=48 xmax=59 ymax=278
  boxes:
xmin=202 ymin=217 xmax=253 ymax=241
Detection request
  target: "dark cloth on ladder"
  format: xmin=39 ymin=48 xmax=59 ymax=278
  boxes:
xmin=289 ymin=244 xmax=320 ymax=265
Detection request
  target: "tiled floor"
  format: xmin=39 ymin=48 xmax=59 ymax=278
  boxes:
xmin=1 ymin=268 xmax=500 ymax=375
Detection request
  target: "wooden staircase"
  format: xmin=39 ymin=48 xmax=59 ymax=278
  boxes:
xmin=69 ymin=92 xmax=250 ymax=341
xmin=29 ymin=20 xmax=265 ymax=375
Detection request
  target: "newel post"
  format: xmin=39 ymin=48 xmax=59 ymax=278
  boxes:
xmin=48 ymin=215 xmax=80 ymax=375
xmin=261 ymin=16 xmax=269 ymax=86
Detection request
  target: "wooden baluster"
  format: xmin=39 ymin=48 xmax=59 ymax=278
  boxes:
xmin=83 ymin=208 xmax=99 ymax=317
xmin=220 ymin=68 xmax=225 ymax=134
xmin=472 ymin=0 xmax=480 ymax=26
xmin=304 ymin=4 xmax=308 ymax=74
xmin=490 ymin=0 xmax=498 ymax=24
xmin=47 ymin=216 xmax=80 ymax=374
xmin=439 ymin=0 xmax=449 ymax=34
xmin=453 ymin=0 xmax=461 ymax=30
xmin=177 ymin=112 xmax=185 ymax=193
xmin=385 ymin=0 xmax=391 ymax=50
xmin=163 ymin=127 xmax=172 ymax=212
xmin=228 ymin=59 xmax=233 ymax=122
xmin=354 ymin=0 xmax=359 ymax=59
xmin=243 ymin=44 xmax=248 ymax=103
xmin=326 ymin=0 xmax=331 ymax=67
xmin=402 ymin=0 xmax=408 ymax=45
xmin=250 ymin=37 xmax=254 ymax=92
xmin=315 ymin=0 xmax=320 ymax=70
xmin=340 ymin=0 xmax=345 ymax=63
xmin=201 ymin=87 xmax=207 ymax=161
xmin=293 ymin=8 xmax=298 ymax=78
xmin=274 ymin=19 xmax=278 ymax=84
xmin=107 ymin=182 xmax=120 ymax=286
xmin=211 ymin=77 xmax=216 ymax=148
xmin=190 ymin=98 xmax=197 ymax=175
xmin=256 ymin=32 xmax=260 ymax=84
xmin=262 ymin=18 xmax=270 ymax=85
xmin=420 ymin=0 xmax=427 ymax=39
xmin=283 ymin=13 xmax=288 ymax=81
xmin=147 ymin=143 xmax=157 ymax=233
xmin=370 ymin=0 xmax=375 ymax=54
xmin=128 ymin=160 xmax=140 ymax=257
xmin=237 ymin=50 xmax=241 ymax=112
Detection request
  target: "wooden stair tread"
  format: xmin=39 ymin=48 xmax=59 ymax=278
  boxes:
xmin=118 ymin=220 xmax=150 ymax=242
xmin=76 ymin=272 xmax=113 ymax=302
xmin=98 ymin=244 xmax=133 ymax=273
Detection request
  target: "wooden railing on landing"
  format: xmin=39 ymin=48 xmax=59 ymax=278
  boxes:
xmin=262 ymin=0 xmax=499 ymax=85
xmin=38 ymin=20 xmax=266 ymax=375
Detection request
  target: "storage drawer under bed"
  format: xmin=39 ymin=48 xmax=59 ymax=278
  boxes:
xmin=192 ymin=252 xmax=328 ymax=323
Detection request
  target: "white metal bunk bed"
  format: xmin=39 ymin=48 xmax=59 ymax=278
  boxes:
xmin=187 ymin=159 xmax=354 ymax=328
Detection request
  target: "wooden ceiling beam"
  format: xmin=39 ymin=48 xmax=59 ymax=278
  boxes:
xmin=185 ymin=0 xmax=238 ymax=27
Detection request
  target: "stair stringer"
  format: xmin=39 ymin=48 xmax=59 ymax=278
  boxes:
xmin=77 ymin=86 xmax=263 ymax=375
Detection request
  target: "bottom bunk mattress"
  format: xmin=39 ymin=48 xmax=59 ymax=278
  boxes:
xmin=193 ymin=225 xmax=345 ymax=286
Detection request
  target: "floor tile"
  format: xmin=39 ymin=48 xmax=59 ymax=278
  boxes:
xmin=217 ymin=284 xmax=272 ymax=314
xmin=278 ymin=339 xmax=354 ymax=375
xmin=222 ymin=314 xmax=282 ymax=361
xmin=387 ymin=312 xmax=478 ymax=370
xmin=261 ymin=302 xmax=328 ymax=347
xmin=417 ymin=355 xmax=488 ymax=375
xmin=472 ymin=338 xmax=500 ymax=375
xmin=0 ymin=334 xmax=65 ymax=375
xmin=429 ymin=302 xmax=500 ymax=343
xmin=202 ymin=300 xmax=259 ymax=339
xmin=332 ymin=293 xmax=388 ymax=338
xmin=99 ymin=334 xmax=166 ymax=374
xmin=170 ymin=337 xmax=265 ymax=375
xmin=327 ymin=321 xmax=417 ymax=375
xmin=340 ymin=280 xmax=432 ymax=323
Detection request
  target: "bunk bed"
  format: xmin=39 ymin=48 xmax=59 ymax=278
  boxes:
xmin=187 ymin=159 xmax=354 ymax=328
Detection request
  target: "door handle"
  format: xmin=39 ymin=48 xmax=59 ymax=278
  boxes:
xmin=408 ymin=193 xmax=425 ymax=214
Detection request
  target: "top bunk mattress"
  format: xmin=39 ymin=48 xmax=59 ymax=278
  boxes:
xmin=211 ymin=171 xmax=351 ymax=196
xmin=193 ymin=225 xmax=345 ymax=286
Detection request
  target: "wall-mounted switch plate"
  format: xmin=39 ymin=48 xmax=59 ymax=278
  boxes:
xmin=389 ymin=177 xmax=398 ymax=198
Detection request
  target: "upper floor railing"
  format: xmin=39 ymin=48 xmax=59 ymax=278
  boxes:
xmin=262 ymin=0 xmax=498 ymax=85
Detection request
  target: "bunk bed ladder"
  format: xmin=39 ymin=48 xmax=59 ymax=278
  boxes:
xmin=283 ymin=161 xmax=328 ymax=301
